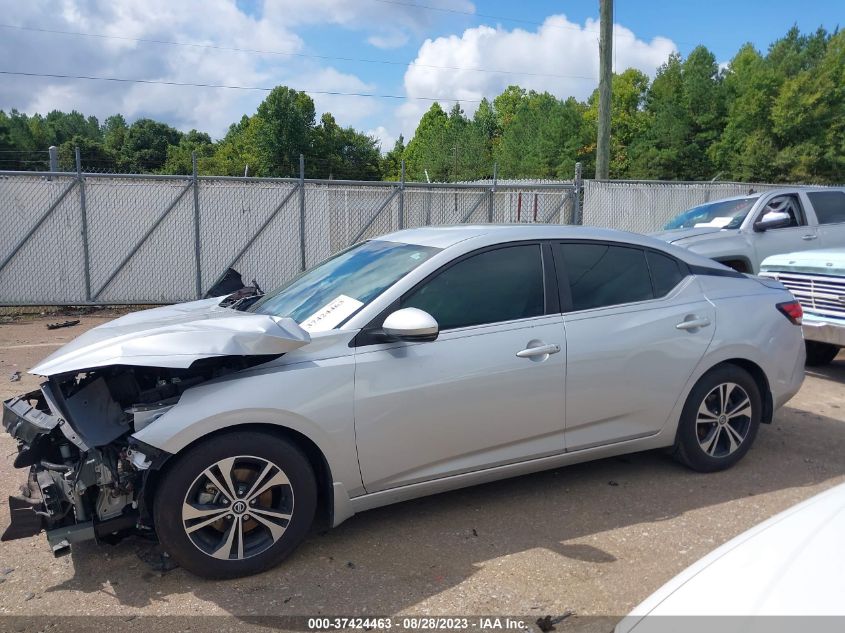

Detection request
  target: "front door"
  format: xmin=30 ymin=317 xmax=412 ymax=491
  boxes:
xmin=751 ymin=193 xmax=818 ymax=271
xmin=353 ymin=243 xmax=567 ymax=493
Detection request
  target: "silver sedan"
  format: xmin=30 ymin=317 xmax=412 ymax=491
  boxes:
xmin=2 ymin=225 xmax=805 ymax=578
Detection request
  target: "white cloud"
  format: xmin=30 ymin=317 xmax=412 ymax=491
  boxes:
xmin=367 ymin=30 xmax=410 ymax=50
xmin=367 ymin=125 xmax=396 ymax=153
xmin=0 ymin=0 xmax=396 ymax=138
xmin=396 ymin=15 xmax=677 ymax=137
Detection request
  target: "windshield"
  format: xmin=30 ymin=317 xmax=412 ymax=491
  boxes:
xmin=248 ymin=240 xmax=441 ymax=330
xmin=663 ymin=197 xmax=758 ymax=230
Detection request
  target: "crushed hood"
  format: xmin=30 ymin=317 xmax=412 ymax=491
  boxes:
xmin=30 ymin=297 xmax=311 ymax=376
xmin=651 ymin=227 xmax=727 ymax=243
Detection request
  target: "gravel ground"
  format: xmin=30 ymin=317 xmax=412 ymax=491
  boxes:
xmin=0 ymin=314 xmax=843 ymax=632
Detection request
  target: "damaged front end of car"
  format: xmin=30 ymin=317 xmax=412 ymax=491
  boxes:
xmin=2 ymin=358 xmax=269 ymax=555
xmin=1 ymin=297 xmax=310 ymax=556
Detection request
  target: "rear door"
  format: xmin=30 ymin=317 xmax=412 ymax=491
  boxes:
xmin=806 ymin=190 xmax=845 ymax=250
xmin=554 ymin=242 xmax=715 ymax=451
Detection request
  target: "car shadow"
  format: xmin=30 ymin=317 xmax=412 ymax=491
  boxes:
xmin=45 ymin=405 xmax=845 ymax=623
xmin=804 ymin=353 xmax=845 ymax=384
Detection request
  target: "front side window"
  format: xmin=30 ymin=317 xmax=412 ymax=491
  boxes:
xmin=663 ymin=197 xmax=758 ymax=230
xmin=401 ymin=244 xmax=545 ymax=330
xmin=249 ymin=240 xmax=440 ymax=329
xmin=808 ymin=191 xmax=845 ymax=225
xmin=561 ymin=243 xmax=653 ymax=311
xmin=756 ymin=194 xmax=804 ymax=228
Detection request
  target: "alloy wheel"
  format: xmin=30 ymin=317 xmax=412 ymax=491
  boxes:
xmin=695 ymin=382 xmax=753 ymax=458
xmin=181 ymin=455 xmax=294 ymax=561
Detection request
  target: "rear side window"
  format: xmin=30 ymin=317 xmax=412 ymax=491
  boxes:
xmin=561 ymin=243 xmax=652 ymax=311
xmin=401 ymin=244 xmax=544 ymax=330
xmin=808 ymin=191 xmax=845 ymax=224
xmin=647 ymin=251 xmax=685 ymax=297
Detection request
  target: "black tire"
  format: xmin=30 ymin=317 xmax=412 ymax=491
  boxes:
xmin=154 ymin=431 xmax=317 ymax=579
xmin=673 ymin=364 xmax=762 ymax=473
xmin=805 ymin=341 xmax=840 ymax=367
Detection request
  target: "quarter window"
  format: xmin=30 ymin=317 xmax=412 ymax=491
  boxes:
xmin=808 ymin=191 xmax=845 ymax=224
xmin=401 ymin=245 xmax=544 ymax=330
xmin=560 ymin=243 xmax=653 ymax=311
xmin=647 ymin=251 xmax=685 ymax=297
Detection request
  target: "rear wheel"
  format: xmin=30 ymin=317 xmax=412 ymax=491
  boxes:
xmin=805 ymin=341 xmax=840 ymax=366
xmin=674 ymin=365 xmax=761 ymax=472
xmin=154 ymin=431 xmax=316 ymax=578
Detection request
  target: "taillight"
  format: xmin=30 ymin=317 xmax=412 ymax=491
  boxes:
xmin=776 ymin=300 xmax=803 ymax=325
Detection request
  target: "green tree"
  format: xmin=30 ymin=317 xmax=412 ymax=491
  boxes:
xmin=253 ymin=87 xmax=316 ymax=176
xmin=120 ymin=118 xmax=182 ymax=172
xmin=380 ymin=135 xmax=406 ymax=181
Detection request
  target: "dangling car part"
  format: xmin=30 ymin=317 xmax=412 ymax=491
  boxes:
xmin=2 ymin=298 xmax=309 ymax=556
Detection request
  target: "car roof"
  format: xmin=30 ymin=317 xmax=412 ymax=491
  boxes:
xmin=377 ymin=224 xmax=735 ymax=271
xmin=380 ymin=224 xmax=684 ymax=250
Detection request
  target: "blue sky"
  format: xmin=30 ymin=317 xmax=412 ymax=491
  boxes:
xmin=0 ymin=0 xmax=842 ymax=151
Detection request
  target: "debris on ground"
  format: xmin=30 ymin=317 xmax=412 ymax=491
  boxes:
xmin=9 ymin=371 xmax=20 ymax=382
xmin=608 ymin=480 xmax=619 ymax=487
xmin=46 ymin=319 xmax=80 ymax=330
xmin=536 ymin=612 xmax=573 ymax=632
xmin=136 ymin=542 xmax=179 ymax=574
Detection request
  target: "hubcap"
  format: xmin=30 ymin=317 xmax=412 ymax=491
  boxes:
xmin=696 ymin=382 xmax=752 ymax=458
xmin=181 ymin=455 xmax=294 ymax=561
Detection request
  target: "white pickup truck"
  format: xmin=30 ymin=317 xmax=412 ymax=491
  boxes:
xmin=653 ymin=188 xmax=845 ymax=273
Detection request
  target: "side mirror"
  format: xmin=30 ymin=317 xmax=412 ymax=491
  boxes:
xmin=754 ymin=210 xmax=792 ymax=232
xmin=382 ymin=308 xmax=439 ymax=342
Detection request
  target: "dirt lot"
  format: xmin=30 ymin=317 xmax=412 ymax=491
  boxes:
xmin=0 ymin=314 xmax=843 ymax=631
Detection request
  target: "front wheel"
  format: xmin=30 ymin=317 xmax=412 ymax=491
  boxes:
xmin=673 ymin=365 xmax=761 ymax=473
xmin=805 ymin=341 xmax=840 ymax=366
xmin=154 ymin=431 xmax=317 ymax=579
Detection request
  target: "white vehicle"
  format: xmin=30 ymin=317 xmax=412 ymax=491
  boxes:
xmin=760 ymin=248 xmax=845 ymax=366
xmin=654 ymin=188 xmax=845 ymax=273
xmin=616 ymin=481 xmax=845 ymax=632
xmin=2 ymin=226 xmax=805 ymax=578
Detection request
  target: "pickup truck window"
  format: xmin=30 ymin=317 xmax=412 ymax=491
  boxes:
xmin=807 ymin=191 xmax=845 ymax=225
xmin=756 ymin=194 xmax=805 ymax=228
xmin=663 ymin=197 xmax=757 ymax=230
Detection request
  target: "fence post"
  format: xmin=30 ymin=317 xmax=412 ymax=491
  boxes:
xmin=75 ymin=147 xmax=92 ymax=302
xmin=573 ymin=162 xmax=583 ymax=225
xmin=48 ymin=146 xmax=58 ymax=175
xmin=488 ymin=162 xmax=497 ymax=222
xmin=398 ymin=159 xmax=406 ymax=229
xmin=299 ymin=154 xmax=306 ymax=271
xmin=192 ymin=151 xmax=202 ymax=299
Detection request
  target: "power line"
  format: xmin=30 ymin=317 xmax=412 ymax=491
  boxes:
xmin=0 ymin=69 xmax=486 ymax=102
xmin=0 ymin=23 xmax=596 ymax=81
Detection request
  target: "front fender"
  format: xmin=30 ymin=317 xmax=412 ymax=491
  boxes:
xmin=132 ymin=356 xmax=364 ymax=497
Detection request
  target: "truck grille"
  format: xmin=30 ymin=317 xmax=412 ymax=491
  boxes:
xmin=762 ymin=272 xmax=845 ymax=319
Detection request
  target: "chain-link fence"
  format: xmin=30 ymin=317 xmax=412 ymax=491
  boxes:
xmin=0 ymin=164 xmax=579 ymax=305
xmin=2 ymin=155 xmax=809 ymax=306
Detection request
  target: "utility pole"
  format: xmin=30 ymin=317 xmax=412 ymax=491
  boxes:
xmin=596 ymin=0 xmax=613 ymax=180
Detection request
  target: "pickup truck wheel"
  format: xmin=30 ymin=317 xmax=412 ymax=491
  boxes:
xmin=154 ymin=431 xmax=316 ymax=579
xmin=673 ymin=365 xmax=761 ymax=473
xmin=805 ymin=341 xmax=840 ymax=366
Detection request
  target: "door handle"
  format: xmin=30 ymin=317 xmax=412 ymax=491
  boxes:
xmin=676 ymin=317 xmax=711 ymax=330
xmin=801 ymin=234 xmax=818 ymax=241
xmin=516 ymin=343 xmax=561 ymax=358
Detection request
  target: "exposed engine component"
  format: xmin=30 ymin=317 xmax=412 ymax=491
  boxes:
xmin=1 ymin=354 xmax=274 ymax=553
